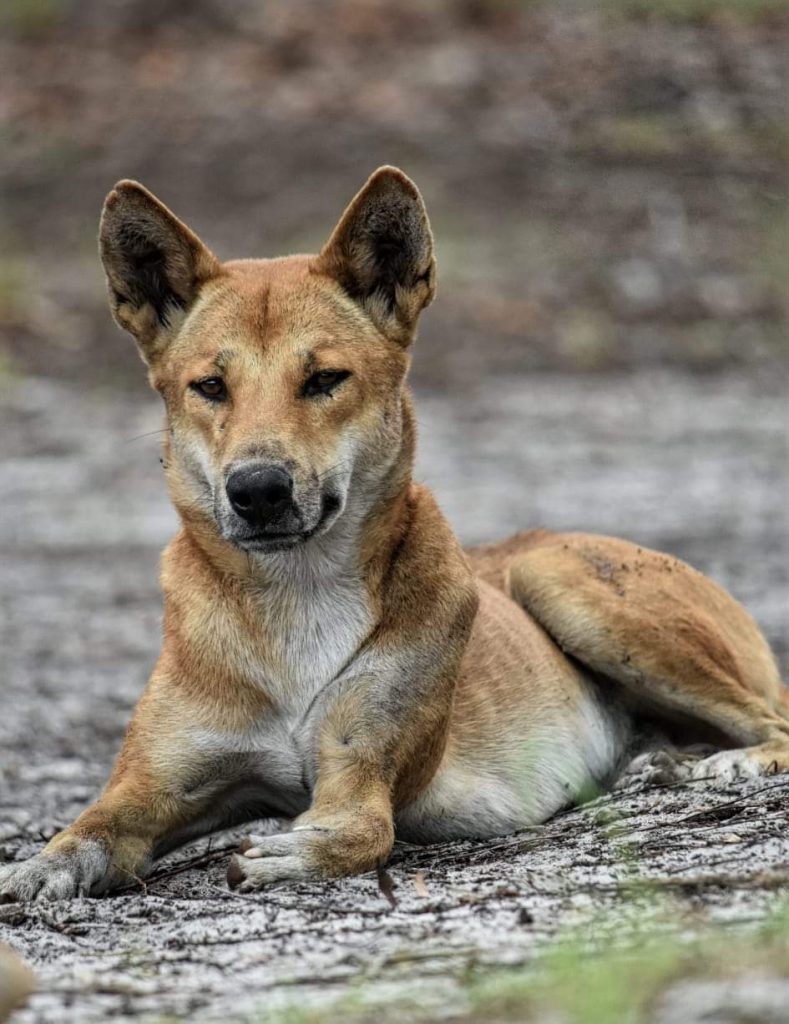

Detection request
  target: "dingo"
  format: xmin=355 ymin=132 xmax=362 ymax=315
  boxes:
xmin=2 ymin=167 xmax=787 ymax=901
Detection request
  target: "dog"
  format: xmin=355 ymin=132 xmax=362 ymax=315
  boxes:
xmin=2 ymin=166 xmax=787 ymax=902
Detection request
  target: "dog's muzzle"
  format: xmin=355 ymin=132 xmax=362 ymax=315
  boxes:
xmin=220 ymin=461 xmax=343 ymax=551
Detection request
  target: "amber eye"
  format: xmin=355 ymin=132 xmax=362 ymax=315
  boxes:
xmin=190 ymin=377 xmax=227 ymax=401
xmin=303 ymin=369 xmax=351 ymax=398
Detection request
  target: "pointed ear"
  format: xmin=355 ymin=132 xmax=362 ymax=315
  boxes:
xmin=316 ymin=166 xmax=436 ymax=346
xmin=99 ymin=181 xmax=220 ymax=362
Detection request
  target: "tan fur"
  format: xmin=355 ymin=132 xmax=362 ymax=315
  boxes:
xmin=1 ymin=168 xmax=786 ymax=903
xmin=506 ymin=532 xmax=789 ymax=770
xmin=0 ymin=945 xmax=34 ymax=1022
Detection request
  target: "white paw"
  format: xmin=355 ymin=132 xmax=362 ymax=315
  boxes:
xmin=0 ymin=842 xmax=108 ymax=903
xmin=690 ymin=749 xmax=767 ymax=785
xmin=227 ymin=828 xmax=325 ymax=891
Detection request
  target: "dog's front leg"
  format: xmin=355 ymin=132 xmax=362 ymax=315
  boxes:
xmin=0 ymin=684 xmax=231 ymax=902
xmin=227 ymin=588 xmax=479 ymax=891
xmin=228 ymin=711 xmax=398 ymax=889
xmin=227 ymin=510 xmax=481 ymax=892
xmin=0 ymin=783 xmax=180 ymax=902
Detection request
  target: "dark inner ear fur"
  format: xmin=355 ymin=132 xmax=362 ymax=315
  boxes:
xmin=113 ymin=225 xmax=186 ymax=327
xmin=339 ymin=203 xmax=429 ymax=312
xmin=99 ymin=181 xmax=219 ymax=357
xmin=319 ymin=167 xmax=436 ymax=345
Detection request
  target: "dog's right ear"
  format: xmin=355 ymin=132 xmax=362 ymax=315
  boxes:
xmin=99 ymin=181 xmax=220 ymax=362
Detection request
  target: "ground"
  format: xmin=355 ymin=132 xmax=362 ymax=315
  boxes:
xmin=1 ymin=366 xmax=788 ymax=1022
xmin=1 ymin=1 xmax=788 ymax=1020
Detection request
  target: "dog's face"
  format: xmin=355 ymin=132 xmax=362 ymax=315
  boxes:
xmin=99 ymin=168 xmax=435 ymax=552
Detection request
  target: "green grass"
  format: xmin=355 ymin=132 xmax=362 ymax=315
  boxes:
xmin=249 ymin=901 xmax=789 ymax=1024
xmin=591 ymin=115 xmax=684 ymax=158
xmin=753 ymin=200 xmax=789 ymax=319
xmin=470 ymin=905 xmax=789 ymax=1023
xmin=0 ymin=256 xmax=30 ymax=325
xmin=470 ymin=932 xmax=685 ymax=1024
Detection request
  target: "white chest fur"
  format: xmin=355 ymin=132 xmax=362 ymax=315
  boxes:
xmin=187 ymin=540 xmax=374 ymax=811
xmin=247 ymin=536 xmax=374 ymax=706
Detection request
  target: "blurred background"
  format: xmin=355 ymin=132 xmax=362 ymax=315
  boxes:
xmin=1 ymin=0 xmax=788 ymax=762
xmin=2 ymin=0 xmax=788 ymax=383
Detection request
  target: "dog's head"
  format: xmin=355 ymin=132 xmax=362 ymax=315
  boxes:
xmin=99 ymin=167 xmax=435 ymax=553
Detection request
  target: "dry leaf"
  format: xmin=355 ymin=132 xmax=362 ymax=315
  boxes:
xmin=414 ymin=871 xmax=429 ymax=897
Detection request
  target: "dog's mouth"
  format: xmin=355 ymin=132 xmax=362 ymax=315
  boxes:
xmin=228 ymin=494 xmax=343 ymax=553
xmin=235 ymin=529 xmax=315 ymax=553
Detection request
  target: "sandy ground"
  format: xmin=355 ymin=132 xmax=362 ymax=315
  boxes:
xmin=1 ymin=363 xmax=787 ymax=1022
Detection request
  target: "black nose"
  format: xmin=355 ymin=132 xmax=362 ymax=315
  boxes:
xmin=226 ymin=464 xmax=294 ymax=525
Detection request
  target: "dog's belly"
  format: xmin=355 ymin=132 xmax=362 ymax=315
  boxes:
xmin=395 ymin=675 xmax=631 ymax=842
xmin=395 ymin=582 xmax=633 ymax=843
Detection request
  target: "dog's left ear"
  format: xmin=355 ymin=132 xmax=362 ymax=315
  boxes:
xmin=316 ymin=166 xmax=436 ymax=346
xmin=99 ymin=180 xmax=220 ymax=363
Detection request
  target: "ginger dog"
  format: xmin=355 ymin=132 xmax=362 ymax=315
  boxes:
xmin=2 ymin=167 xmax=787 ymax=902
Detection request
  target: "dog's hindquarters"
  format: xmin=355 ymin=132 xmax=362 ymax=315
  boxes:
xmin=505 ymin=531 xmax=789 ymax=782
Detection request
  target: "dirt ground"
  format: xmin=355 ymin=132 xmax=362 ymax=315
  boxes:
xmin=1 ymin=1 xmax=788 ymax=1021
xmin=1 ymin=365 xmax=788 ymax=1022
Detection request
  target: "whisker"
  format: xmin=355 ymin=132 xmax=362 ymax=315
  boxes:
xmin=124 ymin=428 xmax=170 ymax=444
xmin=315 ymin=458 xmax=353 ymax=484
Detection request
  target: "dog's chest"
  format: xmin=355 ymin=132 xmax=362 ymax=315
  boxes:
xmin=200 ymin=570 xmax=374 ymax=807
xmin=249 ymin=570 xmax=374 ymax=706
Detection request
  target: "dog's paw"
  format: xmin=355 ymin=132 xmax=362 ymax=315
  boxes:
xmin=690 ymin=748 xmax=777 ymax=785
xmin=227 ymin=828 xmax=325 ymax=892
xmin=618 ymin=748 xmax=698 ymax=788
xmin=0 ymin=842 xmax=108 ymax=903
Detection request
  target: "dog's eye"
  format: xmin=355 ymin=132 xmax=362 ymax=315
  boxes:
xmin=190 ymin=377 xmax=227 ymax=401
xmin=303 ymin=369 xmax=351 ymax=398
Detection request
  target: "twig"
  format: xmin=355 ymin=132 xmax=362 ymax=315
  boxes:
xmin=377 ymin=865 xmax=397 ymax=909
xmin=115 ymin=844 xmax=238 ymax=894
